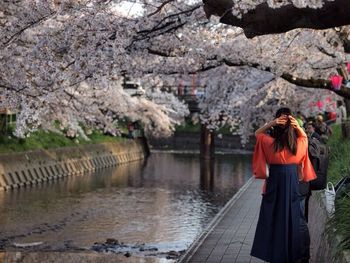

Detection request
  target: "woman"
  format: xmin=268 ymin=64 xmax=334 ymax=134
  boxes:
xmin=250 ymin=108 xmax=316 ymax=263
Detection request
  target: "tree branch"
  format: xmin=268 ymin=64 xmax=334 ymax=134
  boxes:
xmin=147 ymin=48 xmax=175 ymax=57
xmin=129 ymin=4 xmax=200 ymax=48
xmin=1 ymin=11 xmax=56 ymax=48
xmin=281 ymin=73 xmax=350 ymax=99
xmin=0 ymin=83 xmax=38 ymax=98
xmin=147 ymin=0 xmax=175 ymax=17
xmin=203 ymin=0 xmax=350 ymax=38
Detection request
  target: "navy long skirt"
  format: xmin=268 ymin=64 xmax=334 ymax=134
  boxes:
xmin=251 ymin=164 xmax=310 ymax=263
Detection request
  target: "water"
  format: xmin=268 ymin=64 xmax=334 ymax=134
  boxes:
xmin=0 ymin=152 xmax=252 ymax=262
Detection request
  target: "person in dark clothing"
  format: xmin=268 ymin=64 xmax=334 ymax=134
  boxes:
xmin=314 ymin=115 xmax=332 ymax=143
xmin=315 ymin=115 xmax=332 ymax=136
xmin=127 ymin=122 xmax=134 ymax=138
xmin=306 ymin=122 xmax=321 ymax=141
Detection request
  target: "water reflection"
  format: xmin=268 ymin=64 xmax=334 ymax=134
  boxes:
xmin=0 ymin=152 xmax=252 ymax=262
xmin=200 ymin=159 xmax=215 ymax=192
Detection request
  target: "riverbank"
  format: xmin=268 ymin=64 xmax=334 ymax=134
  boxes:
xmin=0 ymin=138 xmax=149 ymax=191
xmin=0 ymin=129 xmax=126 ymax=154
xmin=326 ymin=124 xmax=350 ymax=255
xmin=305 ymin=124 xmax=350 ymax=262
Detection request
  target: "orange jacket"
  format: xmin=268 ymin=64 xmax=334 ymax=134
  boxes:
xmin=253 ymin=133 xmax=316 ymax=191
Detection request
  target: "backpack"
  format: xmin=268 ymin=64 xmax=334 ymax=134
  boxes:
xmin=308 ymin=137 xmax=329 ymax=190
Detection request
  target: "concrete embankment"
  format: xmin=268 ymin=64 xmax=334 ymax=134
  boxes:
xmin=0 ymin=138 xmax=149 ymax=191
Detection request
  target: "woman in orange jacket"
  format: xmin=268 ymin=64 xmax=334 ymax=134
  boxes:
xmin=250 ymin=107 xmax=316 ymax=263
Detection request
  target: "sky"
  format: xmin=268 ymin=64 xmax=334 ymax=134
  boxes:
xmin=110 ymin=0 xmax=201 ymax=17
xmin=110 ymin=1 xmax=144 ymax=17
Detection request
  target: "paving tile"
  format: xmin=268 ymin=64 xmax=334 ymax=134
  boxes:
xmin=191 ymin=254 xmax=209 ymax=262
xmin=210 ymin=248 xmax=228 ymax=256
xmin=195 ymin=249 xmax=214 ymax=256
xmin=249 ymin=257 xmax=265 ymax=263
xmin=220 ymin=254 xmax=236 ymax=263
xmin=225 ymin=247 xmax=241 ymax=255
xmin=206 ymin=255 xmax=223 ymax=263
xmin=186 ymin=179 xmax=263 ymax=263
xmin=235 ymin=259 xmax=251 ymax=263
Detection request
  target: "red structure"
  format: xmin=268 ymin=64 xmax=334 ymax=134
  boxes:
xmin=330 ymin=75 xmax=343 ymax=90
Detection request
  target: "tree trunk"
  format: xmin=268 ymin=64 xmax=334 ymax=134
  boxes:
xmin=344 ymin=99 xmax=350 ymax=117
xmin=200 ymin=124 xmax=215 ymax=160
xmin=341 ymin=121 xmax=350 ymax=139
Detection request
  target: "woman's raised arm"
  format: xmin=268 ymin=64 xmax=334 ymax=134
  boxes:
xmin=255 ymin=116 xmax=287 ymax=137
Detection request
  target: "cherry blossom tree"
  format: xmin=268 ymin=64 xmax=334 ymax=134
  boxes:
xmin=134 ymin=3 xmax=348 ymax=144
xmin=0 ymin=0 xmax=349 ymax=144
xmin=0 ymin=0 xmax=191 ymax=138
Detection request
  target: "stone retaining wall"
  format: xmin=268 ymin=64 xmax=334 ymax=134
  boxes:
xmin=0 ymin=139 xmax=148 ymax=191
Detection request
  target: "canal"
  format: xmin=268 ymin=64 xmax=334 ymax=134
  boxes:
xmin=0 ymin=152 xmax=252 ymax=262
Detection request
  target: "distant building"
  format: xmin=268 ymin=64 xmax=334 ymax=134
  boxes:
xmin=0 ymin=95 xmax=17 ymax=134
xmin=0 ymin=108 xmax=17 ymax=135
xmin=122 ymin=77 xmax=145 ymax=97
xmin=177 ymin=76 xmax=205 ymax=99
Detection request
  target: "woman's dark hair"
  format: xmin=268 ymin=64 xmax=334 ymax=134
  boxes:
xmin=271 ymin=107 xmax=298 ymax=155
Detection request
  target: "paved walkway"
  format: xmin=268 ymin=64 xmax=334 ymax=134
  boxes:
xmin=180 ymin=178 xmax=265 ymax=263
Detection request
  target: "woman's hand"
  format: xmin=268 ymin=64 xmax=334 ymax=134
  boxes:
xmin=274 ymin=115 xmax=288 ymax=127
xmin=254 ymin=115 xmax=287 ymax=137
xmin=288 ymin=115 xmax=300 ymax=129
xmin=289 ymin=115 xmax=307 ymax=137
